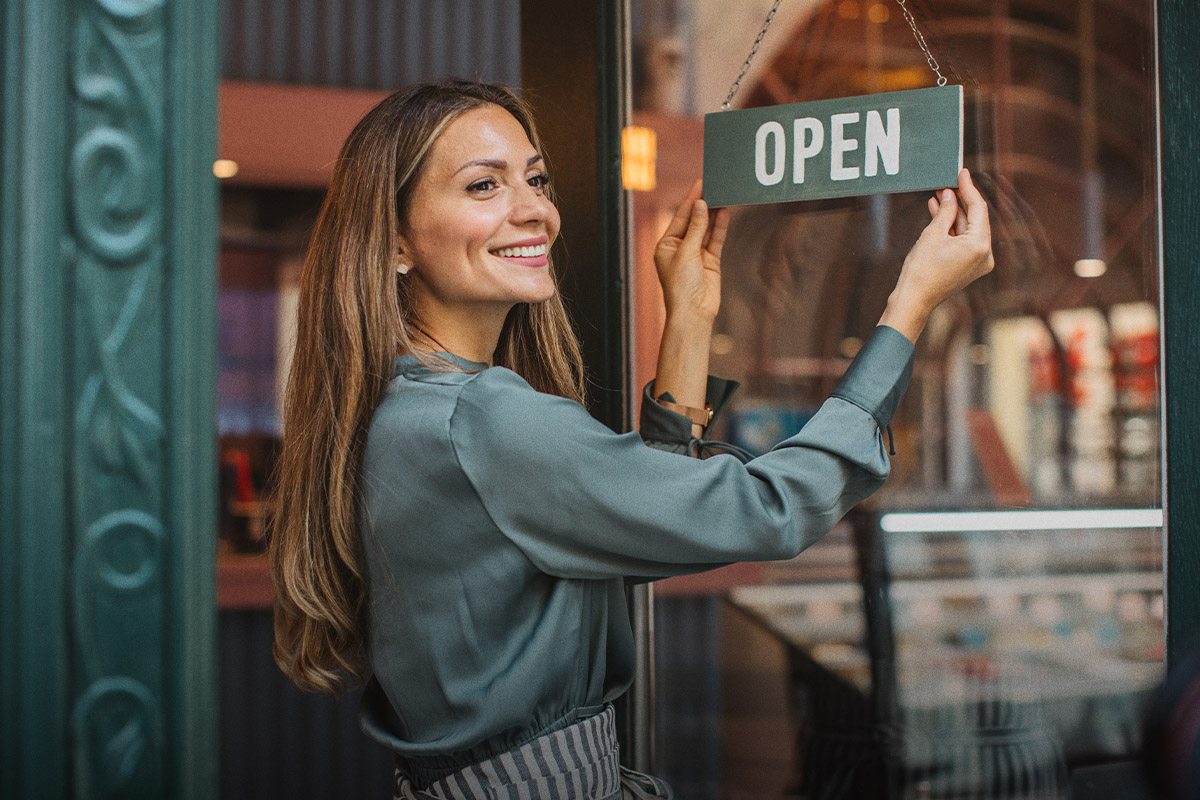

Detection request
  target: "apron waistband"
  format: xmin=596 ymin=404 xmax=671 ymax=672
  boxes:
xmin=393 ymin=706 xmax=672 ymax=800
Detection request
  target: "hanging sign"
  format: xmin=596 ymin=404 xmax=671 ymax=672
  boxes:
xmin=702 ymin=85 xmax=963 ymax=207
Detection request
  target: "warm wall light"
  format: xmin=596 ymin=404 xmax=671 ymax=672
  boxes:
xmin=622 ymin=126 xmax=656 ymax=192
xmin=1074 ymin=258 xmax=1107 ymax=278
xmin=867 ymin=3 xmax=890 ymax=23
xmin=213 ymin=158 xmax=239 ymax=179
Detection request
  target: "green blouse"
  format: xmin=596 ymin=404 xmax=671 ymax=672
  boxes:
xmin=357 ymin=325 xmax=914 ymax=783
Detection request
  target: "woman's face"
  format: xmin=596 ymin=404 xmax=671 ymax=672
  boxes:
xmin=399 ymin=104 xmax=561 ymax=322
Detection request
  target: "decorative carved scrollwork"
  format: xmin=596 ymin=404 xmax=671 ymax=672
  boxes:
xmin=74 ymin=510 xmax=165 ymax=677
xmin=71 ymin=676 xmax=164 ymax=798
xmin=98 ymin=0 xmax=164 ymax=24
xmin=69 ymin=0 xmax=169 ymax=795
xmin=70 ymin=127 xmax=157 ymax=263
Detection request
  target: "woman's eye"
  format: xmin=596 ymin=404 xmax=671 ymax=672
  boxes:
xmin=528 ymin=173 xmax=551 ymax=189
xmin=467 ymin=178 xmax=498 ymax=193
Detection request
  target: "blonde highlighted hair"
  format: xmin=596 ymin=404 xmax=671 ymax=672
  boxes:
xmin=270 ymin=81 xmax=586 ymax=694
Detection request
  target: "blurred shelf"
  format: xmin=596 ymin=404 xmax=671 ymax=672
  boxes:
xmin=218 ymin=553 xmax=273 ymax=610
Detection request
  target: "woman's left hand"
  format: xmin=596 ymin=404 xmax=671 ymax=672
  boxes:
xmin=654 ymin=179 xmax=729 ymax=324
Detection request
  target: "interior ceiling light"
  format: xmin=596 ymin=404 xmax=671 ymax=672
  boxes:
xmin=1074 ymin=258 xmax=1107 ymax=278
xmin=213 ymin=159 xmax=239 ymax=179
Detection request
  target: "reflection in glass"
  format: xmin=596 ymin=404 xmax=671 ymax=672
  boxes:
xmin=633 ymin=1 xmax=1162 ymax=797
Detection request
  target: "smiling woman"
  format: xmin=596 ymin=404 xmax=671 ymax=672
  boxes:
xmin=397 ymin=104 xmax=562 ymax=362
xmin=268 ymin=79 xmax=992 ymax=800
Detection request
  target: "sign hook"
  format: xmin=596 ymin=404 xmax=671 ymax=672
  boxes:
xmin=896 ymin=0 xmax=949 ymax=87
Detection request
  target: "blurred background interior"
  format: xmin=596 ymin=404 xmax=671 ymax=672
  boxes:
xmin=212 ymin=1 xmax=1163 ymax=798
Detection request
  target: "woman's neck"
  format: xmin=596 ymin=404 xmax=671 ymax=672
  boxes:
xmin=407 ymin=300 xmax=511 ymax=366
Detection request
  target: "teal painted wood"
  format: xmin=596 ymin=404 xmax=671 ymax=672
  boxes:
xmin=703 ymin=86 xmax=963 ymax=207
xmin=165 ymin=1 xmax=220 ymax=796
xmin=1158 ymin=0 xmax=1200 ymax=672
xmin=0 ymin=2 xmax=72 ymax=797
xmin=0 ymin=1 xmax=218 ymax=797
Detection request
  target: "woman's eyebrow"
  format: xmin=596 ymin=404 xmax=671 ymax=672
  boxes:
xmin=453 ymin=154 xmax=544 ymax=176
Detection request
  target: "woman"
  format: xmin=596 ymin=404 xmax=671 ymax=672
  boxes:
xmin=269 ymin=80 xmax=993 ymax=800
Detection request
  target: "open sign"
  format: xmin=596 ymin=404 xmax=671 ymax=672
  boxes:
xmin=703 ymin=86 xmax=963 ymax=207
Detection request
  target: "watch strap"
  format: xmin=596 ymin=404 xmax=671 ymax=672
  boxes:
xmin=654 ymin=396 xmax=714 ymax=428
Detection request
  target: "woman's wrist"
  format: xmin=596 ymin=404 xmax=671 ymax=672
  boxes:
xmin=662 ymin=309 xmax=714 ymax=338
xmin=654 ymin=312 xmax=712 ymax=421
xmin=662 ymin=302 xmax=717 ymax=330
xmin=877 ymin=289 xmax=933 ymax=344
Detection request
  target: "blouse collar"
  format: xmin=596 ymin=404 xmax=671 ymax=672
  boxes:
xmin=391 ymin=351 xmax=490 ymax=377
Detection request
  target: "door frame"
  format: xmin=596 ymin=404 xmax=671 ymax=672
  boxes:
xmin=1157 ymin=0 xmax=1200 ymax=671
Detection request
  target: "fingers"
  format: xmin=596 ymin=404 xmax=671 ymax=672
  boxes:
xmin=681 ymin=197 xmax=710 ymax=251
xmin=928 ymin=187 xmax=959 ymax=236
xmin=703 ymin=207 xmax=730 ymax=261
xmin=957 ymin=168 xmax=991 ymax=235
xmin=928 ymin=194 xmax=940 ymax=220
xmin=662 ymin=179 xmax=704 ymax=240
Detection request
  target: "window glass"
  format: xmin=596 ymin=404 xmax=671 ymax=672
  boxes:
xmin=631 ymin=2 xmax=1162 ymax=797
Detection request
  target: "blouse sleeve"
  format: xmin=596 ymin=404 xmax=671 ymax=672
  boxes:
xmin=638 ymin=375 xmax=740 ymax=455
xmin=447 ymin=325 xmax=915 ymax=579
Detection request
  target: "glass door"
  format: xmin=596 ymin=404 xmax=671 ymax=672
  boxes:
xmin=627 ymin=1 xmax=1165 ymax=797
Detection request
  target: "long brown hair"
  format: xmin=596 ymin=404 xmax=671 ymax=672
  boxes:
xmin=270 ymin=81 xmax=586 ymax=694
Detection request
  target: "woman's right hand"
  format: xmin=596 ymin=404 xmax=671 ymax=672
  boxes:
xmin=654 ymin=179 xmax=729 ymax=325
xmin=878 ymin=167 xmax=994 ymax=342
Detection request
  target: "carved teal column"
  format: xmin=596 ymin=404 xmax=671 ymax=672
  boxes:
xmin=1 ymin=1 xmax=219 ymax=798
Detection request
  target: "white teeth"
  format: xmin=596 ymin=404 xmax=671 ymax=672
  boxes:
xmin=492 ymin=244 xmax=547 ymax=258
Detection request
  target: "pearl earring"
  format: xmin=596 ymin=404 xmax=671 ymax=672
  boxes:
xmin=396 ymin=261 xmax=411 ymax=275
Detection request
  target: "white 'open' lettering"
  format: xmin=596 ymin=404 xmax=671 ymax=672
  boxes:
xmin=755 ymin=121 xmax=786 ymax=186
xmin=792 ymin=118 xmax=824 ymax=184
xmin=830 ymin=112 xmax=860 ymax=181
xmin=865 ymin=108 xmax=901 ymax=177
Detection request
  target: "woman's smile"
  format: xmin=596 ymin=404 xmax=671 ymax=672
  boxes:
xmin=489 ymin=235 xmax=550 ymax=266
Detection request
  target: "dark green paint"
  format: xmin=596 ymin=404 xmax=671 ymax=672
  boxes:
xmin=1 ymin=2 xmax=72 ymax=796
xmin=703 ymin=86 xmax=963 ymax=207
xmin=165 ymin=1 xmax=220 ymax=795
xmin=0 ymin=1 xmax=218 ymax=797
xmin=1158 ymin=0 xmax=1200 ymax=672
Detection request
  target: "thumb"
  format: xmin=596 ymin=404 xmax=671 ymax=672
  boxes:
xmin=681 ymin=199 xmax=709 ymax=250
xmin=929 ymin=188 xmax=958 ymax=236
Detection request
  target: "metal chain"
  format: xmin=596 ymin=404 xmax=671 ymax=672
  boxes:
xmin=896 ymin=0 xmax=948 ymax=87
xmin=721 ymin=0 xmax=785 ymax=110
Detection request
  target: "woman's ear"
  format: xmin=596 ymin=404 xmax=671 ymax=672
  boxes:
xmin=394 ymin=237 xmax=413 ymax=276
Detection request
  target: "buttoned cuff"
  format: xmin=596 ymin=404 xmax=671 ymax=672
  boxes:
xmin=640 ymin=376 xmax=740 ymax=446
xmin=830 ymin=325 xmax=915 ymax=431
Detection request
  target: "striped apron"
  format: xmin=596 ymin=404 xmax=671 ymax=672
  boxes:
xmin=393 ymin=706 xmax=673 ymax=800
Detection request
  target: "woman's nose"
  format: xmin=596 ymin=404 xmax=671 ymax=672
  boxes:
xmin=512 ymin=184 xmax=556 ymax=225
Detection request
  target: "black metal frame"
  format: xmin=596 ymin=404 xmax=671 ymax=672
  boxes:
xmin=1157 ymin=0 xmax=1200 ymax=673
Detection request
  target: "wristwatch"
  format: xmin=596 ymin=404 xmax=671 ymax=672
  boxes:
xmin=654 ymin=396 xmax=714 ymax=429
